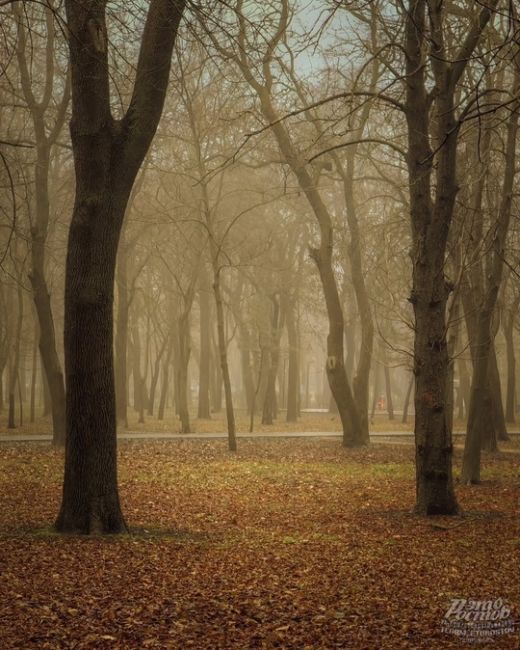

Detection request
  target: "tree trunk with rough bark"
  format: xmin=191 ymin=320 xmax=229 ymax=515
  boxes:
xmin=56 ymin=0 xmax=185 ymax=534
xmin=402 ymin=0 xmax=497 ymax=515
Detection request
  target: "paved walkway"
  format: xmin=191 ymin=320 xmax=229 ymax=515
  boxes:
xmin=0 ymin=430 xmax=518 ymax=443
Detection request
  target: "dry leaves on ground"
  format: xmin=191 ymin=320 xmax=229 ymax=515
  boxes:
xmin=0 ymin=439 xmax=518 ymax=649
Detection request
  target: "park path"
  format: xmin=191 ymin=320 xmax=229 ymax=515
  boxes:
xmin=0 ymin=430 xmax=518 ymax=443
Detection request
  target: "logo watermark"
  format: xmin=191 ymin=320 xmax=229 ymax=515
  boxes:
xmin=441 ymin=597 xmax=516 ymax=644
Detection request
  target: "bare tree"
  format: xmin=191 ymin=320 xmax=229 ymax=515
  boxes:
xmin=403 ymin=0 xmax=498 ymax=513
xmin=56 ymin=0 xmax=186 ymax=534
xmin=12 ymin=2 xmax=70 ymax=445
xmin=461 ymin=45 xmax=520 ymax=483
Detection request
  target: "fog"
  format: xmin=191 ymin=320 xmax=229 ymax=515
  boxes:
xmin=0 ymin=1 xmax=519 ymax=646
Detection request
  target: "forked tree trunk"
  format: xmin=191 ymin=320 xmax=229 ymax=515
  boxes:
xmin=404 ymin=0 xmax=475 ymax=516
xmin=56 ymin=0 xmax=185 ymax=534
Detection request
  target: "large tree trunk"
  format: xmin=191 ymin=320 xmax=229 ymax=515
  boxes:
xmin=404 ymin=0 xmax=470 ymax=516
xmin=56 ymin=0 xmax=185 ymax=534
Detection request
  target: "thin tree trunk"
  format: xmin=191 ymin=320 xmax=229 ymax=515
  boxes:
xmin=30 ymin=328 xmax=38 ymax=423
xmin=212 ymin=268 xmax=236 ymax=451
xmin=383 ymin=361 xmax=394 ymax=421
xmin=262 ymin=294 xmax=284 ymax=425
xmin=285 ymin=294 xmax=299 ymax=422
xmin=158 ymin=336 xmax=173 ymax=421
xmin=503 ymin=297 xmax=519 ymax=423
xmin=402 ymin=373 xmax=414 ymax=425
xmin=210 ymin=324 xmax=222 ymax=412
xmin=8 ymin=281 xmax=23 ymax=429
xmin=488 ymin=346 xmax=508 ymax=443
xmin=177 ymin=314 xmax=191 ymax=434
xmin=370 ymin=362 xmax=380 ymax=422
xmin=197 ymin=267 xmax=212 ymax=419
xmin=148 ymin=334 xmax=168 ymax=416
xmin=115 ymin=232 xmax=129 ymax=427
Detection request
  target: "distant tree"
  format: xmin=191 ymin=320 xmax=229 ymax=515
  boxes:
xmin=204 ymin=0 xmax=365 ymax=447
xmin=12 ymin=2 xmax=70 ymax=446
xmin=462 ymin=45 xmax=520 ymax=483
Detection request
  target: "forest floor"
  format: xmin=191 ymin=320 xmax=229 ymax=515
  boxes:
xmin=0 ymin=439 xmax=518 ymax=649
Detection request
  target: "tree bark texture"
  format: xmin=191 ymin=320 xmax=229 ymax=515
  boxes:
xmin=56 ymin=0 xmax=185 ymax=534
